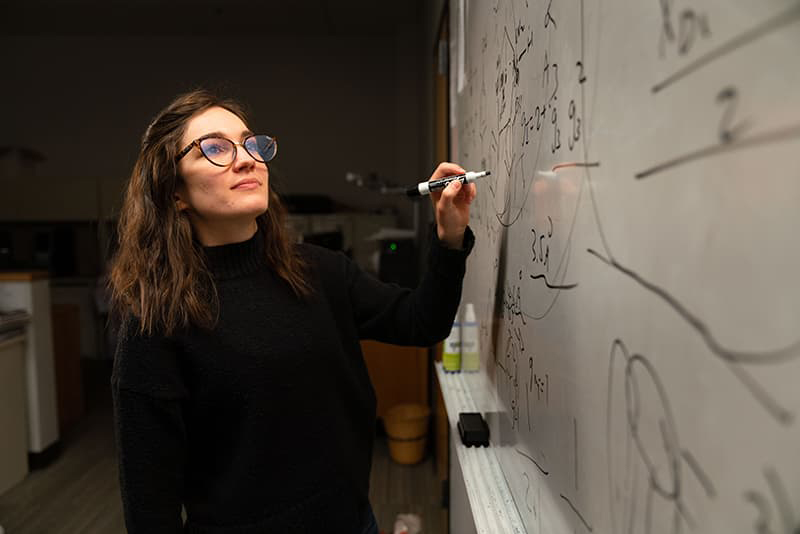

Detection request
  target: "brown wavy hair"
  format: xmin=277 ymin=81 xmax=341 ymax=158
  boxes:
xmin=109 ymin=89 xmax=311 ymax=336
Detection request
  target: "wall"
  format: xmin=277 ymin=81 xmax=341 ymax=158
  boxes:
xmin=0 ymin=14 xmax=426 ymax=228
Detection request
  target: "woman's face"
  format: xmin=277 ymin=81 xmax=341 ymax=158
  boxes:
xmin=175 ymin=106 xmax=269 ymax=243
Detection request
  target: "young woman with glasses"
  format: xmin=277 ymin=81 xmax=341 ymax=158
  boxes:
xmin=108 ymin=89 xmax=476 ymax=533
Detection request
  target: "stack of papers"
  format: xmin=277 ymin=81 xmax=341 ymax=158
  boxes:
xmin=0 ymin=309 xmax=31 ymax=342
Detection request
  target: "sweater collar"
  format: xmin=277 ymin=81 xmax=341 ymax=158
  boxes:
xmin=201 ymin=227 xmax=265 ymax=280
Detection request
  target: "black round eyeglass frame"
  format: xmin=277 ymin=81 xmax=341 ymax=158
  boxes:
xmin=175 ymin=134 xmax=277 ymax=167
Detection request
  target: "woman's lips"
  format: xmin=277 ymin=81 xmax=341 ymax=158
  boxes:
xmin=232 ymin=180 xmax=260 ymax=190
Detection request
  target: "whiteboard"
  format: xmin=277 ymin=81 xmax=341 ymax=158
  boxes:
xmin=451 ymin=0 xmax=800 ymax=532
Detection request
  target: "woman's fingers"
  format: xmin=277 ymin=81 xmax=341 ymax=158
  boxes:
xmin=431 ymin=162 xmax=466 ymax=182
xmin=439 ymin=179 xmax=462 ymax=209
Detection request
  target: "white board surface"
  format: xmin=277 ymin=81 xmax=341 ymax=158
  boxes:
xmin=451 ymin=1 xmax=800 ymax=532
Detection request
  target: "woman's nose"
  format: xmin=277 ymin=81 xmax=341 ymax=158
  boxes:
xmin=231 ymin=144 xmax=256 ymax=171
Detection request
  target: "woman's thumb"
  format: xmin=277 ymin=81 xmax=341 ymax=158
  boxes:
xmin=441 ymin=179 xmax=461 ymax=205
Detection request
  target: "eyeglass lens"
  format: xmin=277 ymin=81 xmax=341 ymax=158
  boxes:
xmin=199 ymin=135 xmax=276 ymax=166
xmin=248 ymin=135 xmax=277 ymax=162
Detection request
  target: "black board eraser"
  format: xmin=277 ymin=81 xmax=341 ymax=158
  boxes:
xmin=457 ymin=412 xmax=489 ymax=447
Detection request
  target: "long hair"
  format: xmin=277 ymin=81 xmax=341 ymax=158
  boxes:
xmin=109 ymin=89 xmax=311 ymax=336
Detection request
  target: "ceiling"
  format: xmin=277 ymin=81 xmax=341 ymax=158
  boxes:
xmin=1 ymin=1 xmax=424 ymax=36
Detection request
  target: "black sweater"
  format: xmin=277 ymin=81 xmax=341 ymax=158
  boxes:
xmin=111 ymin=225 xmax=474 ymax=533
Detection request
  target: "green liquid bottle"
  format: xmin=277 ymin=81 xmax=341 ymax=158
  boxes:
xmin=442 ymin=314 xmax=461 ymax=372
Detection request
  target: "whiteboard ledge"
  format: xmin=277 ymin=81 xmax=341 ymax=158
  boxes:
xmin=436 ymin=362 xmax=525 ymax=534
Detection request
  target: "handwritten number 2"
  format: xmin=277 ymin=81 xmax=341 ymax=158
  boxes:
xmin=576 ymin=61 xmax=587 ymax=84
xmin=716 ymin=86 xmax=750 ymax=144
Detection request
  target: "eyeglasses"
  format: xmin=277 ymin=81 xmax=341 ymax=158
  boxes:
xmin=176 ymin=134 xmax=277 ymax=167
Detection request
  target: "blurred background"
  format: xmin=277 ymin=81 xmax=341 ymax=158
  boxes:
xmin=0 ymin=1 xmax=454 ymax=532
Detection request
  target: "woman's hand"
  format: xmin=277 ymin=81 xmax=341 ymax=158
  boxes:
xmin=429 ymin=162 xmax=477 ymax=249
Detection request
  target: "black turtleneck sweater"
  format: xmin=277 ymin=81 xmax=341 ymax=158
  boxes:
xmin=111 ymin=225 xmax=474 ymax=533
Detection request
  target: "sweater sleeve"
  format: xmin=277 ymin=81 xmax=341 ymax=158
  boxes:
xmin=110 ymin=316 xmax=187 ymax=533
xmin=346 ymin=224 xmax=475 ymax=346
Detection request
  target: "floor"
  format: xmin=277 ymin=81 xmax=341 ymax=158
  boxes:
xmin=0 ymin=359 xmax=447 ymax=534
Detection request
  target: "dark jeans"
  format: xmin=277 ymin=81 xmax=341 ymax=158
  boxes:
xmin=361 ymin=502 xmax=378 ymax=534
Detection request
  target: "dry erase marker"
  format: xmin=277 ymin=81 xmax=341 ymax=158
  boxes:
xmin=406 ymin=170 xmax=492 ymax=197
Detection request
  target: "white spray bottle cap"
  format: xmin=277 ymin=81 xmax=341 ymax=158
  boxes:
xmin=464 ymin=303 xmax=476 ymax=323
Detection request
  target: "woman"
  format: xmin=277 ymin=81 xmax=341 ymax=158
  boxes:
xmin=109 ymin=89 xmax=476 ymax=533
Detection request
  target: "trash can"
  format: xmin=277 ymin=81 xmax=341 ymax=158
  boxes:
xmin=384 ymin=403 xmax=430 ymax=465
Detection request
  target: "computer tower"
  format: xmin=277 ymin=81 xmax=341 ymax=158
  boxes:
xmin=377 ymin=237 xmax=418 ymax=289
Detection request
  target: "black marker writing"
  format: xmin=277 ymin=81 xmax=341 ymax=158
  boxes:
xmin=716 ymin=86 xmax=751 ymax=144
xmin=653 ymin=3 xmax=800 ymax=93
xmin=589 ymin=247 xmax=797 ymax=424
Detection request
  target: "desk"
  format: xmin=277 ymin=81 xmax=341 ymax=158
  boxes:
xmin=0 ymin=272 xmax=60 ymax=458
xmin=0 ymin=334 xmax=28 ymax=495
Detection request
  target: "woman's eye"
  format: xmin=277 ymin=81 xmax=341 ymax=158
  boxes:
xmin=201 ymin=139 xmax=230 ymax=155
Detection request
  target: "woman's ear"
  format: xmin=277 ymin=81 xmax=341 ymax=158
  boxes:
xmin=174 ymin=191 xmax=189 ymax=212
xmin=172 ymin=179 xmax=191 ymax=211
